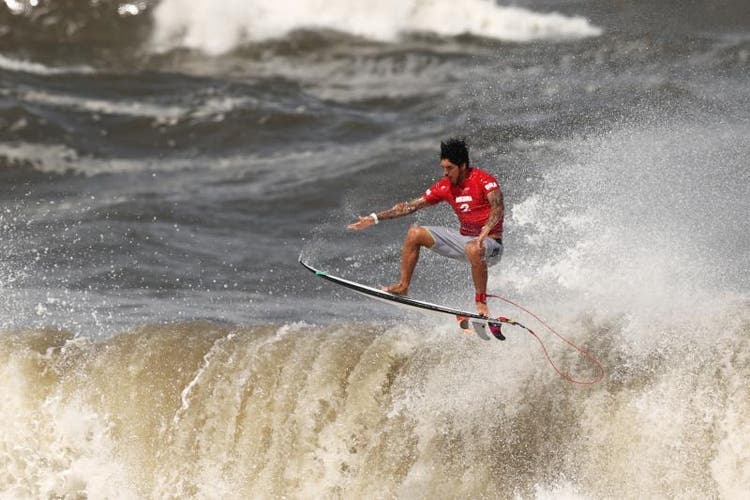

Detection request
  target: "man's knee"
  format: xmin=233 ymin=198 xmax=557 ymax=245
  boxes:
xmin=465 ymin=240 xmax=485 ymax=263
xmin=406 ymin=226 xmax=433 ymax=247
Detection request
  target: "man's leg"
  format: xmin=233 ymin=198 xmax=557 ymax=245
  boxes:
xmin=384 ymin=226 xmax=435 ymax=295
xmin=465 ymin=240 xmax=490 ymax=316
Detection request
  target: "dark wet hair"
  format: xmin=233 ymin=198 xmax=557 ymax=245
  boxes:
xmin=440 ymin=138 xmax=470 ymax=167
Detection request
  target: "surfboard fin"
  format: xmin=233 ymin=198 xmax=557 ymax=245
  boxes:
xmin=456 ymin=316 xmax=493 ymax=340
xmin=471 ymin=320 xmax=492 ymax=341
xmin=456 ymin=316 xmax=474 ymax=335
xmin=488 ymin=322 xmax=505 ymax=340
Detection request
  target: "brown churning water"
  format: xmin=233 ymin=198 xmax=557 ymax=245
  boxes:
xmin=1 ymin=310 xmax=748 ymax=498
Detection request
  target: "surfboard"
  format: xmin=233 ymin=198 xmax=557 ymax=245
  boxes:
xmin=300 ymin=258 xmax=505 ymax=340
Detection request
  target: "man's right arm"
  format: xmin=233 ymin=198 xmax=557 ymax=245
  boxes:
xmin=347 ymin=196 xmax=430 ymax=230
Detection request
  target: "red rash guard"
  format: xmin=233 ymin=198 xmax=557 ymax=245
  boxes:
xmin=422 ymin=167 xmax=503 ymax=237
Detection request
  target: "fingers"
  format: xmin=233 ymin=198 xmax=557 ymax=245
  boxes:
xmin=467 ymin=238 xmax=485 ymax=251
xmin=347 ymin=216 xmax=371 ymax=230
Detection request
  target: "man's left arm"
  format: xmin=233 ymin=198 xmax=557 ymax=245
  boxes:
xmin=477 ymin=189 xmax=504 ymax=247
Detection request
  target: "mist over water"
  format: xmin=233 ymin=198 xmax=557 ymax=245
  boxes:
xmin=1 ymin=0 xmax=749 ymax=497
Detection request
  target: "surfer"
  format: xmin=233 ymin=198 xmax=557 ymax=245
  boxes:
xmin=348 ymin=138 xmax=504 ymax=318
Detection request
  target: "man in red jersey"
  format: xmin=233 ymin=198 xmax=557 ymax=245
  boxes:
xmin=348 ymin=138 xmax=504 ymax=319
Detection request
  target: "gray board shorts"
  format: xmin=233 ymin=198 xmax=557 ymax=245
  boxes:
xmin=423 ymin=226 xmax=503 ymax=266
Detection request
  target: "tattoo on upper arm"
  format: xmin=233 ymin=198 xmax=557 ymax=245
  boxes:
xmin=485 ymin=190 xmax=504 ymax=229
xmin=487 ymin=189 xmax=503 ymax=208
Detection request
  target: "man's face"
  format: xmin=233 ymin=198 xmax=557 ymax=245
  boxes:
xmin=441 ymin=159 xmax=465 ymax=185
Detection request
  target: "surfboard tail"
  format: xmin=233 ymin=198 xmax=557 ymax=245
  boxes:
xmin=456 ymin=315 xmax=504 ymax=341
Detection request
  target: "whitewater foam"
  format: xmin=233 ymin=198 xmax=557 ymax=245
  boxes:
xmin=497 ymin=117 xmax=749 ymax=329
xmin=16 ymin=89 xmax=185 ymax=120
xmin=1 ymin=305 xmax=748 ymax=497
xmin=151 ymin=0 xmax=602 ymax=54
xmin=13 ymin=88 xmax=254 ymax=124
xmin=0 ymin=54 xmax=93 ymax=75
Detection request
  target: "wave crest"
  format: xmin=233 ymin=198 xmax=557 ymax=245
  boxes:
xmin=151 ymin=0 xmax=602 ymax=54
xmin=1 ymin=314 xmax=749 ymax=497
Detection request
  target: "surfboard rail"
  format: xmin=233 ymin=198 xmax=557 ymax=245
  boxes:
xmin=299 ymin=257 xmax=505 ymax=339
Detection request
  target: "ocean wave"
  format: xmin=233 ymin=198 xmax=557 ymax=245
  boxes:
xmin=0 ymin=54 xmax=94 ymax=75
xmin=0 ymin=141 xmax=210 ymax=176
xmin=13 ymin=89 xmax=185 ymax=119
xmin=2 ymin=0 xmax=600 ymax=58
xmin=0 ymin=0 xmax=151 ymax=51
xmin=0 ymin=310 xmax=748 ymax=497
xmin=150 ymin=0 xmax=602 ymax=54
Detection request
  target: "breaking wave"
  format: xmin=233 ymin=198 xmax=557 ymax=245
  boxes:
xmin=150 ymin=0 xmax=602 ymax=54
xmin=1 ymin=311 xmax=748 ymax=498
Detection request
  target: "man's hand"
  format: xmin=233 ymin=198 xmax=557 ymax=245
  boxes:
xmin=476 ymin=229 xmax=489 ymax=249
xmin=476 ymin=219 xmax=495 ymax=249
xmin=347 ymin=215 xmax=377 ymax=231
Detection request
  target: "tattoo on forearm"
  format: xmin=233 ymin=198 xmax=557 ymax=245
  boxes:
xmin=379 ymin=197 xmax=426 ymax=220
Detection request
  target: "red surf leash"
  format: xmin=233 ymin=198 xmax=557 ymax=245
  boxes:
xmin=488 ymin=293 xmax=606 ymax=386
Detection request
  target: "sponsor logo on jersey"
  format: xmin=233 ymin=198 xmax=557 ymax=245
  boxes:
xmin=484 ymin=182 xmax=498 ymax=190
xmin=455 ymin=196 xmax=473 ymax=203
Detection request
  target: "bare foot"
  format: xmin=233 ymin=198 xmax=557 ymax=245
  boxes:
xmin=476 ymin=301 xmax=490 ymax=317
xmin=383 ymin=283 xmax=408 ymax=295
